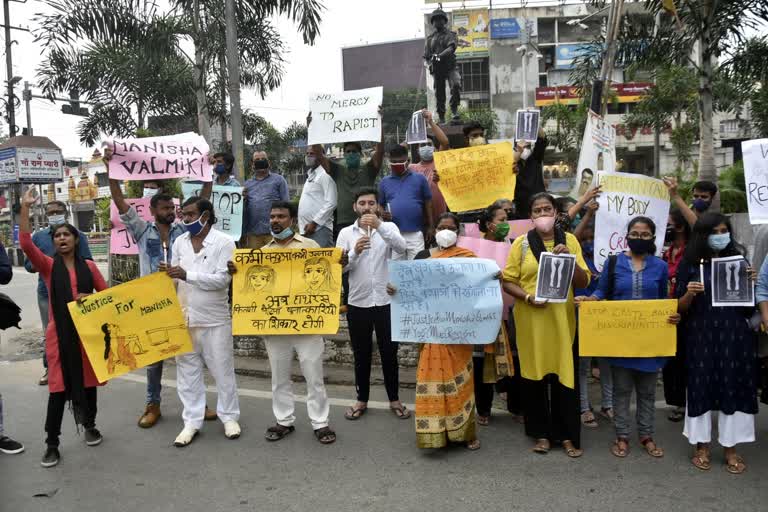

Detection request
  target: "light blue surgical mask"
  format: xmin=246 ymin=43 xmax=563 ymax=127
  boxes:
xmin=708 ymin=233 xmax=731 ymax=251
xmin=47 ymin=214 xmax=66 ymax=226
xmin=143 ymin=188 xmax=159 ymax=198
xmin=272 ymin=226 xmax=294 ymax=240
xmin=418 ymin=145 xmax=434 ymax=162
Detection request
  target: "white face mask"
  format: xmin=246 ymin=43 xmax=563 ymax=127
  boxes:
xmin=143 ymin=188 xmax=159 ymax=198
xmin=47 ymin=214 xmax=66 ymax=226
xmin=520 ymin=148 xmax=532 ymax=161
xmin=435 ymin=229 xmax=458 ymax=249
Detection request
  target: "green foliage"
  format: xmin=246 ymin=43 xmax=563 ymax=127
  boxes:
xmin=722 ymin=37 xmax=768 ymax=137
xmin=718 ymin=161 xmax=747 ymax=214
xmin=541 ymin=102 xmax=589 ymax=170
xmin=381 ymin=88 xmax=427 ymax=144
xmin=95 ymin=197 xmax=111 ymax=229
xmin=457 ymin=106 xmax=499 ymax=139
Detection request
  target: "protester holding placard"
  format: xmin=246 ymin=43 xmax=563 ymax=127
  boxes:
xmin=380 ymin=145 xmax=434 ymax=258
xmin=163 ymin=196 xmax=240 ymax=447
xmin=577 ymin=217 xmax=680 ymax=459
xmin=19 ymin=188 xmax=108 ymax=468
xmin=661 ymin=208 xmax=692 ymax=423
xmin=676 ymin=213 xmax=758 ymax=474
xmin=409 ymin=109 xmax=450 ymax=223
xmin=24 ymin=199 xmax=93 ymax=387
xmin=394 ymin=213 xmax=480 ymax=450
xmin=513 ymin=128 xmax=548 ymax=219
xmin=336 ymin=187 xmax=408 ymax=421
xmin=243 ymin=151 xmax=289 ymax=249
xmin=107 ymin=151 xmax=214 ymax=428
xmin=298 ymin=147 xmax=337 ymax=248
xmin=502 ymin=193 xmax=590 ymax=458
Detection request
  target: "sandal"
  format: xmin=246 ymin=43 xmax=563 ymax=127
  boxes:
xmin=562 ymin=440 xmax=583 ymax=458
xmin=344 ymin=406 xmax=367 ymax=421
xmin=581 ymin=410 xmax=598 ymax=428
xmin=466 ymin=439 xmax=481 ymax=450
xmin=390 ymin=405 xmax=411 ymax=420
xmin=532 ymin=438 xmax=550 ymax=454
xmin=314 ymin=427 xmax=336 ymax=445
xmin=265 ymin=424 xmax=295 ymax=442
xmin=640 ymin=437 xmax=664 ymax=458
xmin=691 ymin=444 xmax=711 ymax=471
xmin=599 ymin=407 xmax=614 ymax=422
xmin=477 ymin=415 xmax=490 ymax=426
xmin=725 ymin=453 xmax=746 ymax=475
xmin=611 ymin=437 xmax=630 ymax=458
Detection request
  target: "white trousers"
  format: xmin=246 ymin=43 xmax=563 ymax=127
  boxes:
xmin=401 ymin=231 xmax=425 ymax=260
xmin=264 ymin=335 xmax=329 ymax=430
xmin=683 ymin=409 xmax=755 ymax=447
xmin=176 ymin=324 xmax=240 ymax=430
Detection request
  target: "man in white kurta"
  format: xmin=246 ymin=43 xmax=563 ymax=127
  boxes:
xmin=165 ymin=196 xmax=240 ymax=447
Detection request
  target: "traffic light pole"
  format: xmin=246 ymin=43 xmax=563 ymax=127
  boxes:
xmin=4 ymin=0 xmax=15 ymax=137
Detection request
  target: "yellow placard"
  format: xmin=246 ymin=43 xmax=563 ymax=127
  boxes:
xmin=434 ymin=142 xmax=516 ymax=212
xmin=68 ymin=273 xmax=193 ymax=383
xmin=578 ymin=299 xmax=677 ymax=357
xmin=231 ymin=247 xmax=342 ymax=335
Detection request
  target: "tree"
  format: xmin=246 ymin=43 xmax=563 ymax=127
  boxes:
xmin=541 ymin=102 xmax=589 ymax=171
xmin=603 ymin=0 xmax=768 ymax=183
xmin=623 ymin=64 xmax=699 ymax=173
xmin=721 ymin=36 xmax=768 ymax=137
xmin=381 ymin=88 xmax=427 ymax=144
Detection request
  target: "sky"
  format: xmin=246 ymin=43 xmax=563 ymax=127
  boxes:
xmin=0 ymin=0 xmax=437 ymax=160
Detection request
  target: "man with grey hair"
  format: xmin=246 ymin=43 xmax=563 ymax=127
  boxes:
xmin=24 ymin=199 xmax=92 ymax=386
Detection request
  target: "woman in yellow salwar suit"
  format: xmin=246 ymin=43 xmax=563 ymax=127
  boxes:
xmin=502 ymin=193 xmax=591 ymax=458
xmin=390 ymin=213 xmax=483 ymax=450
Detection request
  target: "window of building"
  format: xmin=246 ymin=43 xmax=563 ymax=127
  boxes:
xmin=606 ymin=102 xmax=626 ymax=115
xmin=540 ymin=45 xmax=556 ymax=73
xmin=95 ymin=172 xmax=109 ymax=187
xmin=459 ymin=59 xmax=489 ymax=94
xmin=538 ymin=18 xmax=556 ymax=44
xmin=720 ymin=119 xmax=740 ymax=135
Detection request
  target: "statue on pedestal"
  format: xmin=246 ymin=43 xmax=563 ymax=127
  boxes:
xmin=424 ymin=9 xmax=462 ymax=124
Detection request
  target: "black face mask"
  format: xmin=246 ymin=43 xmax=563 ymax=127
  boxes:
xmin=627 ymin=238 xmax=656 ymax=255
xmin=664 ymin=228 xmax=675 ymax=244
xmin=253 ymin=160 xmax=269 ymax=171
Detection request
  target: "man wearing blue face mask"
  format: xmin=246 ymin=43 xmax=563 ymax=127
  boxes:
xmin=212 ymin=152 xmax=240 ymax=186
xmin=24 ymin=199 xmax=92 ymax=386
xmin=162 ymin=197 xmax=240 ymax=447
xmin=409 ymin=109 xmax=450 ymax=225
xmin=663 ymin=177 xmax=716 ymax=228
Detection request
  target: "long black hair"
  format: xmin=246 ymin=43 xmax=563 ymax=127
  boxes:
xmin=627 ymin=216 xmax=657 ymax=254
xmin=478 ymin=203 xmax=505 ymax=233
xmin=684 ymin=212 xmax=744 ymax=264
xmin=668 ymin=209 xmax=691 ymax=242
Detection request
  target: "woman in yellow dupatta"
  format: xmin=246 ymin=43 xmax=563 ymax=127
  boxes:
xmin=390 ymin=213 xmax=480 ymax=450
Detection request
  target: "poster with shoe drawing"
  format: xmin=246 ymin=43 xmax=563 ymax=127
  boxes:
xmin=711 ymin=256 xmax=754 ymax=307
xmin=535 ymin=252 xmax=576 ymax=303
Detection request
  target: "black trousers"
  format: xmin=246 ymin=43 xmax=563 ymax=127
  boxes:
xmin=472 ymin=356 xmax=495 ymax=417
xmin=347 ymin=305 xmax=399 ymax=402
xmin=45 ymin=388 xmax=97 ymax=446
xmin=496 ymin=355 xmax=523 ymax=415
xmin=521 ymin=371 xmax=581 ymax=448
xmin=662 ymin=344 xmax=687 ymax=407
xmin=433 ymin=68 xmax=462 ymax=118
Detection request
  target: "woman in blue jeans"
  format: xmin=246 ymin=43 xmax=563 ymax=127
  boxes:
xmin=577 ymin=216 xmax=680 ymax=458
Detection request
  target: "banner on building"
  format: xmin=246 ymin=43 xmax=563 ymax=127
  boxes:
xmin=307 ymin=87 xmax=383 ymax=145
xmin=0 ymin=146 xmax=64 ymax=183
xmin=452 ymin=9 xmax=489 ymax=55
xmin=109 ymin=197 xmax=179 ymax=255
xmin=489 ymin=17 xmax=537 ymax=40
xmin=579 ymin=299 xmax=677 ymax=357
xmin=571 ymin=110 xmax=617 ymax=198
xmin=742 ymin=138 xmax=768 ymax=224
xmin=107 ymin=132 xmax=212 ymax=182
xmin=181 ymin=183 xmax=244 ymax=240
xmin=593 ymin=172 xmax=670 ymax=271
xmin=389 ymin=258 xmax=502 ymax=344
xmin=68 ymin=273 xmax=193 ymax=383
xmin=434 ymin=142 xmax=516 ymax=212
xmin=231 ymin=248 xmax=343 ymax=336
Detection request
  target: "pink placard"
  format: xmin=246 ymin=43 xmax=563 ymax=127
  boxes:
xmin=461 ymin=219 xmax=534 ymax=241
xmin=107 ymin=132 xmax=212 ymax=182
xmin=457 ymin=236 xmax=515 ymax=319
xmin=109 ymin=198 xmax=179 ymax=255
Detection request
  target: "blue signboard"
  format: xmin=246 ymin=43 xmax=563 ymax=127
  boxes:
xmin=555 ymin=44 xmax=593 ymax=69
xmin=490 ymin=18 xmax=521 ymax=39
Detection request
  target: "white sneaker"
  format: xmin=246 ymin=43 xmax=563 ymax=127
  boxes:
xmin=173 ymin=427 xmax=198 ymax=447
xmin=224 ymin=420 xmax=241 ymax=440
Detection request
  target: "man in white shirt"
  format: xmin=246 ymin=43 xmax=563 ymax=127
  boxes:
xmin=162 ymin=196 xmax=240 ymax=447
xmin=335 ymin=187 xmax=410 ymax=421
xmin=298 ymin=146 xmax=337 ymax=248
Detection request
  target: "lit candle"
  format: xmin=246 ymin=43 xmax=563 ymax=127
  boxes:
xmin=699 ymin=258 xmax=705 ymax=284
xmin=163 ymin=241 xmax=168 ymax=266
xmin=367 ymin=226 xmax=371 ymax=237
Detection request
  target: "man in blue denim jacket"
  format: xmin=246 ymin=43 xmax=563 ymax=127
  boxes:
xmin=107 ymin=149 xmax=212 ymax=428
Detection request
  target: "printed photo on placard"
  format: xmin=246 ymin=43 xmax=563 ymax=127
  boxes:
xmin=515 ymin=109 xmax=540 ymax=143
xmin=711 ymin=256 xmax=754 ymax=307
xmin=406 ymin=111 xmax=428 ymax=144
xmin=535 ymin=252 xmax=576 ymax=303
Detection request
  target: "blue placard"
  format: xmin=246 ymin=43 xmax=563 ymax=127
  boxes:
xmin=490 ymin=18 xmax=521 ymax=39
xmin=389 ymin=257 xmax=503 ymax=344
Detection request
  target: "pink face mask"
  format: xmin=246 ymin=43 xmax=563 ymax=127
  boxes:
xmin=533 ymin=215 xmax=556 ymax=232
